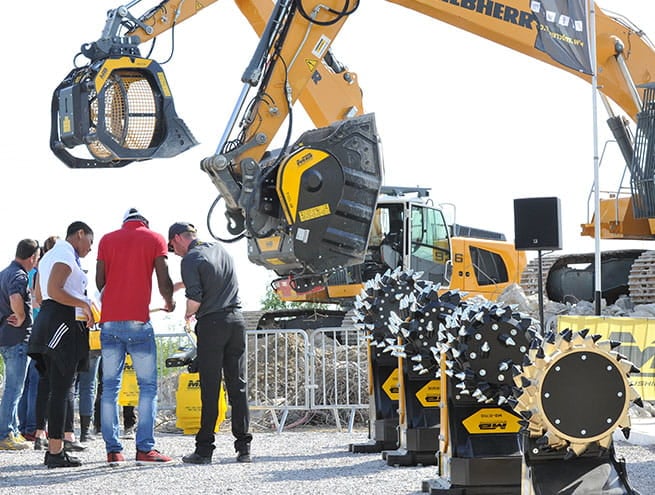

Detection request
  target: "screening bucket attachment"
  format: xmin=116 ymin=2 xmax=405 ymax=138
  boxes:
xmin=50 ymin=56 xmax=197 ymax=168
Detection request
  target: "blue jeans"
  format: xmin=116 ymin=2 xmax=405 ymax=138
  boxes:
xmin=0 ymin=342 xmax=28 ymax=439
xmin=76 ymin=353 xmax=101 ymax=416
xmin=18 ymin=358 xmax=39 ymax=434
xmin=100 ymin=321 xmax=158 ymax=454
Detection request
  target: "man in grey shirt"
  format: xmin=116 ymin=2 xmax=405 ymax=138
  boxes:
xmin=167 ymin=222 xmax=252 ymax=464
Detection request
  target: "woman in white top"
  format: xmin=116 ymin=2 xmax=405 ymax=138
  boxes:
xmin=28 ymin=221 xmax=95 ymax=468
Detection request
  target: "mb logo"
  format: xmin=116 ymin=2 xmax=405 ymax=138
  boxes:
xmin=187 ymin=379 xmax=201 ymax=389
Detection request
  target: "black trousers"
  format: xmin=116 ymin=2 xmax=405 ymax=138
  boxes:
xmin=43 ymin=355 xmax=77 ymax=439
xmin=194 ymin=310 xmax=252 ymax=457
xmin=35 ymin=368 xmax=75 ymax=433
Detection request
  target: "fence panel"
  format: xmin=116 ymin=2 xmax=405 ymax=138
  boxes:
xmin=245 ymin=329 xmax=311 ymax=432
xmin=308 ymin=326 xmax=369 ymax=432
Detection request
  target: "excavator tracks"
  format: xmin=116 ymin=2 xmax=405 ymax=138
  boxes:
xmin=627 ymin=250 xmax=655 ymax=304
xmin=519 ymin=256 xmax=559 ymax=297
xmin=520 ymin=250 xmax=655 ymax=305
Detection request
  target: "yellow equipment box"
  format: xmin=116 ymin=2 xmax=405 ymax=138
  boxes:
xmin=175 ymin=372 xmax=227 ymax=435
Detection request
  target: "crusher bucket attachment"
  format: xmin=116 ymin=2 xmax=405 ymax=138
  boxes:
xmin=247 ymin=113 xmax=384 ymax=275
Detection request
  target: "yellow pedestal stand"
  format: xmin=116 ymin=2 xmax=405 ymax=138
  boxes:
xmin=175 ymin=372 xmax=227 ymax=435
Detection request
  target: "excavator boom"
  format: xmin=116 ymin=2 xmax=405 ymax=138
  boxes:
xmin=48 ymin=0 xmax=655 ymax=303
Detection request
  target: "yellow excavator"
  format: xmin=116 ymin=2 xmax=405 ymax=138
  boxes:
xmin=50 ymin=0 xmax=529 ymax=328
xmin=49 ymin=0 xmax=655 ymax=307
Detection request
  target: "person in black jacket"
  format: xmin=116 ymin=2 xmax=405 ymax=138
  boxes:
xmin=28 ymin=222 xmax=95 ymax=468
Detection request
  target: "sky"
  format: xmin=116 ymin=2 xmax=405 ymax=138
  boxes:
xmin=1 ymin=0 xmax=654 ymax=319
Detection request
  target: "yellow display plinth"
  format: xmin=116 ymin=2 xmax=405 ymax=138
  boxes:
xmin=175 ymin=372 xmax=227 ymax=435
xmin=118 ymin=354 xmax=139 ymax=406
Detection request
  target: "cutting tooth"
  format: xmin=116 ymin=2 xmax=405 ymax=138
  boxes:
xmin=411 ymin=354 xmax=422 ymax=362
xmin=596 ymin=340 xmax=621 ymax=353
xmin=481 ymin=341 xmax=491 ymax=353
xmin=571 ymin=331 xmax=586 ymax=347
xmin=597 ymin=435 xmax=612 ymax=451
xmin=565 ymin=442 xmax=588 ymax=459
xmin=498 ymin=334 xmax=516 ymax=347
xmin=412 ymin=363 xmax=424 ymax=372
xmin=618 ymin=359 xmax=640 ymax=375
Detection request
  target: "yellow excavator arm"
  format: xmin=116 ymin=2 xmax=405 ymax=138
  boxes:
xmin=390 ymin=0 xmax=654 ymax=122
xmin=125 ymin=0 xmax=655 ymax=124
xmin=124 ymin=0 xmax=363 ymax=128
xmin=50 ymin=0 xmax=655 ymax=267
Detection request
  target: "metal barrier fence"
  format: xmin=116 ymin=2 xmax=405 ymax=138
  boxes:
xmin=308 ymin=327 xmax=368 ymax=432
xmin=244 ymin=326 xmax=369 ymax=433
xmin=0 ymin=329 xmax=370 ymax=433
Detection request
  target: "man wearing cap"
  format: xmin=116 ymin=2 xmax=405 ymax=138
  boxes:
xmin=96 ymin=208 xmax=175 ymax=466
xmin=168 ymin=222 xmax=252 ymax=464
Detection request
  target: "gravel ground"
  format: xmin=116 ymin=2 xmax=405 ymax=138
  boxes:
xmin=0 ymin=427 xmax=652 ymax=495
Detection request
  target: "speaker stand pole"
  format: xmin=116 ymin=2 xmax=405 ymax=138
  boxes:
xmin=537 ymin=249 xmax=545 ymax=333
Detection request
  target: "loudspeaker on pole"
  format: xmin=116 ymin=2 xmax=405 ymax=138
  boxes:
xmin=513 ymin=197 xmax=562 ymax=251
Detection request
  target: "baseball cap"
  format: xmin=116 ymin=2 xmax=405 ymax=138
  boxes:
xmin=168 ymin=222 xmax=197 ymax=241
xmin=123 ymin=207 xmax=148 ymax=224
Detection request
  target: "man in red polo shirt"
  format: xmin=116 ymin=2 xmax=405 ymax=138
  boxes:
xmin=96 ymin=208 xmax=175 ymax=466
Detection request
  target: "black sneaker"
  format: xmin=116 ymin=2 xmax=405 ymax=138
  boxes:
xmin=236 ymin=451 xmax=252 ymax=463
xmin=34 ymin=438 xmax=48 ymax=450
xmin=46 ymin=450 xmax=82 ymax=468
xmin=182 ymin=452 xmax=212 ymax=465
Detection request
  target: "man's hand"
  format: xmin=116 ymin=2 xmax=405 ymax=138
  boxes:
xmin=164 ymin=299 xmax=176 ymax=313
xmin=6 ymin=313 xmax=24 ymax=327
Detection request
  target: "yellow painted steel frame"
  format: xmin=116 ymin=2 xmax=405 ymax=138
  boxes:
xmin=125 ymin=4 xmax=653 ymax=179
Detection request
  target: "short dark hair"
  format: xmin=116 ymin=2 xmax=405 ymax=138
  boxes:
xmin=16 ymin=239 xmax=39 ymax=260
xmin=66 ymin=221 xmax=93 ymax=238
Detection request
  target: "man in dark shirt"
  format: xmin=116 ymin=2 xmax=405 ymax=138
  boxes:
xmin=0 ymin=239 xmax=40 ymax=450
xmin=167 ymin=222 xmax=252 ymax=464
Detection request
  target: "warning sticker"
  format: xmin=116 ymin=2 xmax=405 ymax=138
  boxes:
xmin=312 ymin=35 xmax=331 ymax=58
xmin=305 ymin=59 xmax=318 ymax=72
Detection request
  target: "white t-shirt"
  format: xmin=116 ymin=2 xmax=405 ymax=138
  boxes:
xmin=38 ymin=239 xmax=88 ymax=304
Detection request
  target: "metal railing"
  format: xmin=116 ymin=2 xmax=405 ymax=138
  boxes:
xmin=246 ymin=329 xmax=311 ymax=432
xmin=308 ymin=327 xmax=368 ymax=432
xmin=245 ymin=326 xmax=369 ymax=433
